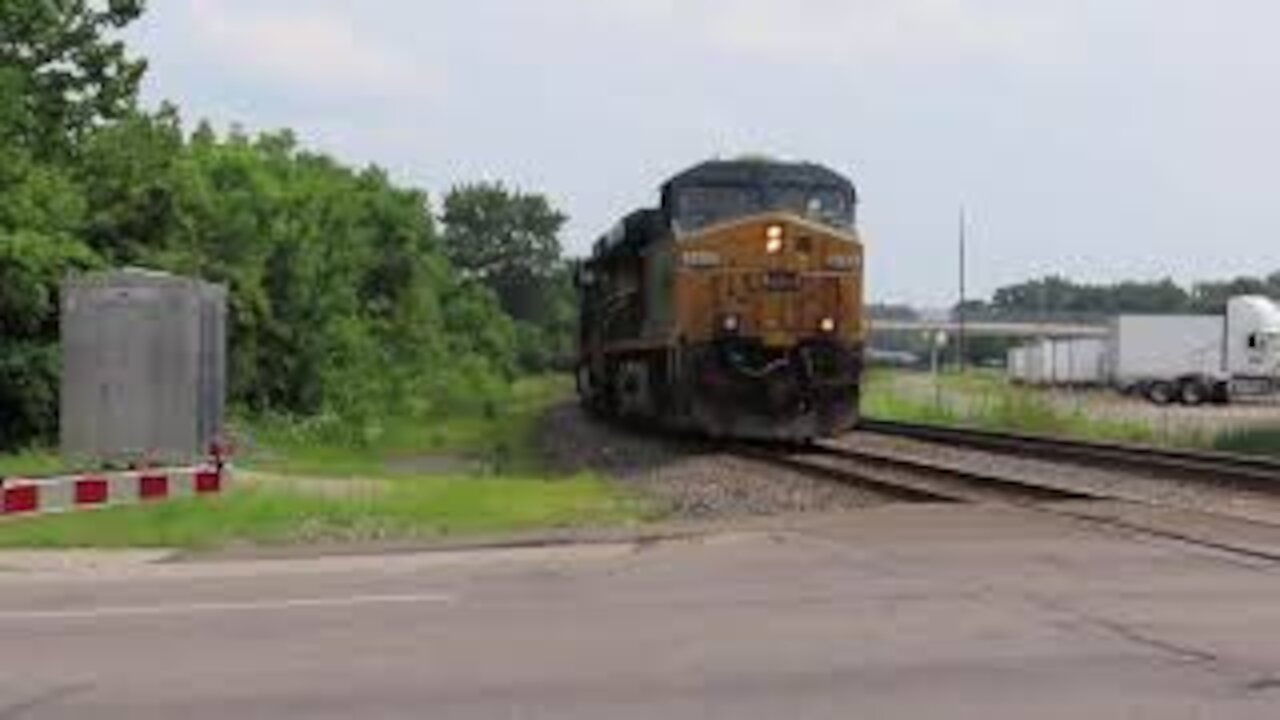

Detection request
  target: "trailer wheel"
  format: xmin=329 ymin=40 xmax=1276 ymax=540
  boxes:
xmin=1146 ymin=381 xmax=1176 ymax=405
xmin=1211 ymin=382 xmax=1231 ymax=405
xmin=1178 ymin=380 xmax=1208 ymax=406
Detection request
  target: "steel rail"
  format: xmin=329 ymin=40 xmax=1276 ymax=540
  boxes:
xmin=743 ymin=437 xmax=1280 ymax=565
xmin=858 ymin=419 xmax=1280 ymax=491
xmin=734 ymin=442 xmax=1097 ymax=505
xmin=729 ymin=446 xmax=960 ymax=504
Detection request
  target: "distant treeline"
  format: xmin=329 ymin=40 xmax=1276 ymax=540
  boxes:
xmin=870 ymin=273 xmax=1280 ymax=324
xmin=869 ymin=274 xmax=1280 ymax=366
xmin=962 ymin=274 xmax=1280 ymax=322
xmin=0 ymin=1 xmax=573 ymax=449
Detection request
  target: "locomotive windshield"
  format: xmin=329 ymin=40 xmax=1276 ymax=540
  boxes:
xmin=770 ymin=185 xmax=853 ymax=227
xmin=673 ymin=183 xmax=855 ymax=233
xmin=675 ymin=186 xmax=761 ymax=231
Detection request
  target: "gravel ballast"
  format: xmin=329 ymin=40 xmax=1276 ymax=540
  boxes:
xmin=537 ymin=401 xmax=1280 ymax=527
xmin=538 ymin=404 xmax=893 ymax=519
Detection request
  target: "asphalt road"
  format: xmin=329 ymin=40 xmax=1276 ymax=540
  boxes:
xmin=4 ymin=505 xmax=1280 ymax=718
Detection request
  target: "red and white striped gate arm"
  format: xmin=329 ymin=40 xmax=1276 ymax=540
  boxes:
xmin=1 ymin=463 xmax=230 ymax=517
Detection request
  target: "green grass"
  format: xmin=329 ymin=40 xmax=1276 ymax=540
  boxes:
xmin=0 ymin=474 xmax=650 ymax=550
xmin=934 ymin=369 xmax=1009 ymax=396
xmin=0 ymin=449 xmax=68 ymax=479
xmin=0 ymin=376 xmax=571 ymax=482
xmin=0 ymin=375 xmax=662 ymax=550
xmin=241 ymin=375 xmax=573 ymax=478
xmin=1213 ymin=427 xmax=1280 ymax=458
xmin=862 ymin=369 xmax=1200 ymax=446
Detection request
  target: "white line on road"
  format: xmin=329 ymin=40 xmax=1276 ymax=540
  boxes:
xmin=0 ymin=592 xmax=456 ymax=622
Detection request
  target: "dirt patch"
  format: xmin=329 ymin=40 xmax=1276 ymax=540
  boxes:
xmin=237 ymin=471 xmax=391 ymax=498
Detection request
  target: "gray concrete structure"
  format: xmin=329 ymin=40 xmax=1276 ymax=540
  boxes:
xmin=60 ymin=269 xmax=226 ymax=466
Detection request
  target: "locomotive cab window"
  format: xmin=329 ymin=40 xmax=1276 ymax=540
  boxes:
xmin=673 ymin=183 xmax=855 ymax=235
xmin=674 ymin=186 xmax=761 ymax=233
xmin=769 ymin=185 xmax=854 ymax=228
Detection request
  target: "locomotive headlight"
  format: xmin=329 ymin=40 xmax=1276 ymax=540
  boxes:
xmin=722 ymin=314 xmax=741 ymax=333
xmin=819 ymin=317 xmax=837 ymax=333
xmin=765 ymin=225 xmax=785 ymax=254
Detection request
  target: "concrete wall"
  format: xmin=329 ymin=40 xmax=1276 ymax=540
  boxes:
xmin=60 ymin=269 xmax=226 ymax=466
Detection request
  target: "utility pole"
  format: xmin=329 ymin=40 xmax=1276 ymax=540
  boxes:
xmin=957 ymin=207 xmax=968 ymax=372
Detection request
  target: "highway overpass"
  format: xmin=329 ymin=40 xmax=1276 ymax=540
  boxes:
xmin=871 ymin=319 xmax=1109 ymax=338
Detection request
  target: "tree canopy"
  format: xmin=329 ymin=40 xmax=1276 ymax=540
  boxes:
xmin=441 ymin=183 xmax=576 ymax=370
xmin=441 ymin=183 xmax=565 ymax=317
xmin=0 ymin=1 xmax=572 ymax=450
xmin=963 ymin=273 xmax=1280 ymax=324
xmin=0 ymin=0 xmax=146 ymax=158
xmin=939 ymin=273 xmax=1280 ymax=366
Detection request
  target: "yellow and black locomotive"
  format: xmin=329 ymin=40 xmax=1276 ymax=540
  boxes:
xmin=576 ymin=159 xmax=865 ymax=441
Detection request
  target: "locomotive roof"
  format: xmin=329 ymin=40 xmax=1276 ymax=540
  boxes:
xmin=591 ymin=208 xmax=662 ymax=259
xmin=662 ymin=159 xmax=856 ymax=196
xmin=591 ymin=160 xmax=857 ymax=260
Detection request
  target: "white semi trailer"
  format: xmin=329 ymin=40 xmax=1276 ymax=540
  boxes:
xmin=1007 ymin=338 xmax=1107 ymax=386
xmin=1110 ymin=296 xmax=1280 ymax=405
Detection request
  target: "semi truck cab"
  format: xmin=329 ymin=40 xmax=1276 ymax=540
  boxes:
xmin=1167 ymin=295 xmax=1280 ymax=403
xmin=1226 ymin=295 xmax=1280 ymax=394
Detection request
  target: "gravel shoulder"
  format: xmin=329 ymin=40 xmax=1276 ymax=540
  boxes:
xmin=538 ymin=403 xmax=893 ymax=519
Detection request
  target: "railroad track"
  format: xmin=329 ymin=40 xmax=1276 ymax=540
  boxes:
xmin=734 ymin=426 xmax=1280 ymax=565
xmin=734 ymin=441 xmax=1100 ymax=506
xmin=858 ymin=419 xmax=1280 ymax=491
xmin=731 ymin=447 xmax=963 ymax=504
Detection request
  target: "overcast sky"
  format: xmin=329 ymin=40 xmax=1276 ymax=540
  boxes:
xmin=127 ymin=1 xmax=1280 ymax=305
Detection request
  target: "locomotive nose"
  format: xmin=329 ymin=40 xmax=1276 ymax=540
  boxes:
xmin=697 ymin=216 xmax=859 ymax=345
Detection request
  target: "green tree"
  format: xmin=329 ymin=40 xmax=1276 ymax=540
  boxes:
xmin=1190 ymin=276 xmax=1275 ymax=313
xmin=440 ymin=183 xmax=577 ymax=371
xmin=0 ymin=155 xmax=98 ymax=449
xmin=0 ymin=233 xmax=98 ymax=447
xmin=0 ymin=0 xmax=147 ymax=448
xmin=74 ymin=105 xmax=196 ymax=266
xmin=440 ymin=182 xmax=567 ymax=323
xmin=989 ymin=276 xmax=1190 ymax=318
xmin=0 ymin=0 xmax=147 ymax=158
xmin=0 ymin=1 xmax=563 ymax=449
